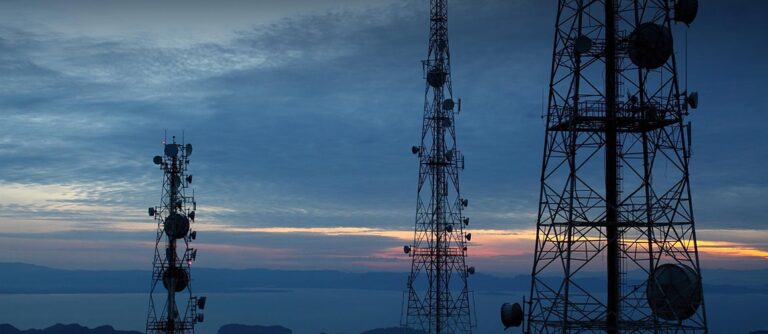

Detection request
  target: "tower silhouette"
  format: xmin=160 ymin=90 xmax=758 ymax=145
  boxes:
xmin=402 ymin=1 xmax=475 ymax=333
xmin=505 ymin=1 xmax=707 ymax=333
xmin=146 ymin=136 xmax=206 ymax=334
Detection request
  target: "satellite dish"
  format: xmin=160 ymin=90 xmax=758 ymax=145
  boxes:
xmin=186 ymin=175 xmax=193 ymax=184
xmin=162 ymin=268 xmax=189 ymax=292
xmin=675 ymin=0 xmax=698 ymax=25
xmin=164 ymin=213 xmax=191 ymax=239
xmin=446 ymin=224 xmax=453 ymax=233
xmin=574 ymin=35 xmax=593 ymax=54
xmin=465 ymin=233 xmax=472 ymax=241
xmin=646 ymin=263 xmax=702 ymax=321
xmin=412 ymin=146 xmax=421 ymax=155
xmin=165 ymin=144 xmax=179 ymax=157
xmin=196 ymin=314 xmax=204 ymax=323
xmin=153 ymin=156 xmax=163 ymax=165
xmin=148 ymin=207 xmax=156 ymax=217
xmin=463 ymin=217 xmax=469 ymax=225
xmin=189 ymin=211 xmax=196 ymax=221
xmin=461 ymin=199 xmax=469 ymax=207
xmin=427 ymin=67 xmax=446 ymax=88
xmin=190 ymin=231 xmax=197 ymax=240
xmin=687 ymin=91 xmax=699 ymax=109
xmin=500 ymin=303 xmax=524 ymax=328
xmin=443 ymin=99 xmax=455 ymax=111
xmin=197 ymin=296 xmax=207 ymax=310
xmin=185 ymin=143 xmax=193 ymax=156
xmin=467 ymin=266 xmax=476 ymax=275
xmin=628 ymin=22 xmax=673 ymax=70
xmin=404 ymin=245 xmax=411 ymax=254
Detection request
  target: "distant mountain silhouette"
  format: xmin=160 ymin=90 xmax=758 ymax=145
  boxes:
xmin=217 ymin=325 xmax=426 ymax=334
xmin=0 ymin=324 xmax=427 ymax=334
xmin=359 ymin=327 xmax=426 ymax=334
xmin=0 ymin=262 xmax=519 ymax=293
xmin=218 ymin=324 xmax=291 ymax=334
xmin=0 ymin=323 xmax=141 ymax=334
xmin=0 ymin=262 xmax=764 ymax=295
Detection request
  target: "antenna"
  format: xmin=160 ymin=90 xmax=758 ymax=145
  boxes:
xmin=402 ymin=1 xmax=475 ymax=333
xmin=146 ymin=135 xmax=205 ymax=334
xmin=507 ymin=1 xmax=708 ymax=333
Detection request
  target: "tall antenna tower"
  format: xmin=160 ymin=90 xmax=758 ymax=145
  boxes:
xmin=402 ymin=1 xmax=475 ymax=333
xmin=503 ymin=0 xmax=706 ymax=333
xmin=146 ymin=136 xmax=206 ymax=334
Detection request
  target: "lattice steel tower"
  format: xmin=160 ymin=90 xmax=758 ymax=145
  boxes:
xmin=402 ymin=1 xmax=475 ymax=333
xmin=508 ymin=0 xmax=706 ymax=333
xmin=146 ymin=136 xmax=206 ymax=334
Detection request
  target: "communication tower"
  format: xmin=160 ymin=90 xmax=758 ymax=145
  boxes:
xmin=146 ymin=136 xmax=206 ymax=334
xmin=502 ymin=0 xmax=707 ymax=333
xmin=402 ymin=1 xmax=475 ymax=333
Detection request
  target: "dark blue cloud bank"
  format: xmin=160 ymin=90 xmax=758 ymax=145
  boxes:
xmin=0 ymin=0 xmax=765 ymax=271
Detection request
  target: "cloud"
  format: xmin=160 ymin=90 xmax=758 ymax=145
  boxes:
xmin=0 ymin=0 xmax=765 ymax=271
xmin=0 ymin=0 xmax=551 ymax=234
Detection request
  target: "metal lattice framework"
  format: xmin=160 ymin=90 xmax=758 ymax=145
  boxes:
xmin=526 ymin=0 xmax=707 ymax=333
xmin=402 ymin=1 xmax=475 ymax=333
xmin=146 ymin=136 xmax=205 ymax=334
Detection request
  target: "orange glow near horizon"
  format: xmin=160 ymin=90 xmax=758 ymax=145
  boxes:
xmin=696 ymin=240 xmax=768 ymax=259
xmin=193 ymin=225 xmax=768 ymax=263
xmin=3 ymin=218 xmax=765 ymax=270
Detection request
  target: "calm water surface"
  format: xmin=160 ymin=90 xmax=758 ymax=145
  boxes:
xmin=0 ymin=290 xmax=764 ymax=333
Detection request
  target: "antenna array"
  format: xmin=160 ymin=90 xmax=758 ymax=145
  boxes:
xmin=402 ymin=1 xmax=475 ymax=333
xmin=146 ymin=136 xmax=206 ymax=334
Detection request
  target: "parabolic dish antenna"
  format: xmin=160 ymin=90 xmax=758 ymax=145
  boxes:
xmin=443 ymin=99 xmax=455 ymax=111
xmin=687 ymin=92 xmax=699 ymax=109
xmin=500 ymin=303 xmax=523 ymax=328
xmin=185 ymin=143 xmax=193 ymax=156
xmin=574 ymin=35 xmax=593 ymax=54
xmin=628 ymin=22 xmax=673 ymax=70
xmin=162 ymin=268 xmax=189 ymax=292
xmin=164 ymin=213 xmax=190 ymax=239
xmin=646 ymin=263 xmax=702 ymax=321
xmin=675 ymin=0 xmax=698 ymax=25
xmin=427 ymin=67 xmax=446 ymax=88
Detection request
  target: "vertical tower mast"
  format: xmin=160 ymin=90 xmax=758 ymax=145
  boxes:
xmin=146 ymin=136 xmax=206 ymax=334
xmin=403 ymin=1 xmax=474 ymax=333
xmin=519 ymin=0 xmax=706 ymax=333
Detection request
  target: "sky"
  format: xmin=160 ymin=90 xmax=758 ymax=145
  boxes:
xmin=0 ymin=0 xmax=766 ymax=274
